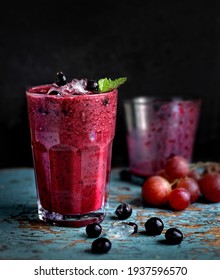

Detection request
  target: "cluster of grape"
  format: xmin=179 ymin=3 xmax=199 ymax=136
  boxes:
xmin=142 ymin=156 xmax=220 ymax=211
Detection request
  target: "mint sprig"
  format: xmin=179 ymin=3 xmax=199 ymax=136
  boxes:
xmin=98 ymin=77 xmax=127 ymax=93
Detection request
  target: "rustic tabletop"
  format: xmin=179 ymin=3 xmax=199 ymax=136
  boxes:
xmin=0 ymin=168 xmax=219 ymax=260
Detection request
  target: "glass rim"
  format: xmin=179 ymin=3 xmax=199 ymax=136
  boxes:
xmin=123 ymin=96 xmax=201 ymax=104
xmin=26 ymin=84 xmax=117 ymax=98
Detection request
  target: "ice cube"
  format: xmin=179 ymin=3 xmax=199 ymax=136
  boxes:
xmin=47 ymin=79 xmax=89 ymax=95
xmin=106 ymin=222 xmax=135 ymax=239
xmin=47 ymin=84 xmax=60 ymax=95
xmin=63 ymin=79 xmax=89 ymax=95
xmin=46 ymin=211 xmax=63 ymax=220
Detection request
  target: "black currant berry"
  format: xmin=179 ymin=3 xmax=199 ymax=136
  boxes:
xmin=103 ymin=98 xmax=109 ymax=106
xmin=165 ymin=228 xmax=183 ymax=244
xmin=127 ymin=222 xmax=138 ymax=234
xmin=144 ymin=217 xmax=164 ymax=236
xmin=86 ymin=80 xmax=98 ymax=91
xmin=86 ymin=223 xmax=102 ymax=238
xmin=48 ymin=90 xmax=60 ymax=95
xmin=115 ymin=203 xmax=132 ymax=220
xmin=55 ymin=71 xmax=67 ymax=86
xmin=91 ymin=238 xmax=112 ymax=254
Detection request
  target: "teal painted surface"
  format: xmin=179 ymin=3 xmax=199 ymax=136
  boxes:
xmin=0 ymin=168 xmax=220 ymax=260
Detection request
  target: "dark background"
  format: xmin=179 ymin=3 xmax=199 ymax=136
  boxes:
xmin=0 ymin=0 xmax=220 ymax=168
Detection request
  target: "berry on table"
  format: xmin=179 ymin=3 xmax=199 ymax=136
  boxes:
xmin=165 ymin=156 xmax=189 ymax=179
xmin=142 ymin=176 xmax=171 ymax=207
xmin=156 ymin=169 xmax=175 ymax=183
xmin=55 ymin=71 xmax=67 ymax=86
xmin=86 ymin=223 xmax=102 ymax=238
xmin=144 ymin=217 xmax=164 ymax=236
xmin=188 ymin=169 xmax=201 ymax=181
xmin=165 ymin=228 xmax=183 ymax=244
xmin=91 ymin=237 xmax=112 ymax=254
xmin=115 ymin=203 xmax=132 ymax=220
xmin=199 ymin=172 xmax=220 ymax=202
xmin=168 ymin=187 xmax=191 ymax=211
xmin=175 ymin=176 xmax=201 ymax=203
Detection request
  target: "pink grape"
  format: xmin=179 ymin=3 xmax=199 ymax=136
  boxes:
xmin=175 ymin=177 xmax=201 ymax=203
xmin=165 ymin=156 xmax=189 ymax=179
xmin=156 ymin=169 xmax=175 ymax=183
xmin=199 ymin=173 xmax=220 ymax=203
xmin=168 ymin=187 xmax=191 ymax=210
xmin=188 ymin=169 xmax=201 ymax=181
xmin=142 ymin=176 xmax=172 ymax=207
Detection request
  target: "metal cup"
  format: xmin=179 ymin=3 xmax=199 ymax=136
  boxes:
xmin=123 ymin=96 xmax=201 ymax=177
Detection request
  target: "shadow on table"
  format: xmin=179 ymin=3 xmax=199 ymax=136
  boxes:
xmin=0 ymin=203 xmax=39 ymax=226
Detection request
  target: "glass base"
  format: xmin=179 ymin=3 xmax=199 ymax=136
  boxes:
xmin=37 ymin=203 xmax=105 ymax=227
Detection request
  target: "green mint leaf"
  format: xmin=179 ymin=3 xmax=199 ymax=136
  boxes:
xmin=98 ymin=77 xmax=127 ymax=93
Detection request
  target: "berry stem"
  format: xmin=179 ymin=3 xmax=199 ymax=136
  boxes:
xmin=190 ymin=161 xmax=220 ymax=174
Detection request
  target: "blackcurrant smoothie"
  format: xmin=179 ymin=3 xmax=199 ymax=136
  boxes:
xmin=26 ymin=76 xmax=118 ymax=227
xmin=124 ymin=97 xmax=201 ymax=178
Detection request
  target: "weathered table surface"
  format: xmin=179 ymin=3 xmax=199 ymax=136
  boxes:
xmin=0 ymin=168 xmax=220 ymax=260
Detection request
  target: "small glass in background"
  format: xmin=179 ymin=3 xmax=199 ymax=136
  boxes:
xmin=123 ymin=96 xmax=201 ymax=178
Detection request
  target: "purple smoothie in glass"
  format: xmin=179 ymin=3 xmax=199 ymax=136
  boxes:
xmin=26 ymin=76 xmax=118 ymax=227
xmin=124 ymin=97 xmax=201 ymax=178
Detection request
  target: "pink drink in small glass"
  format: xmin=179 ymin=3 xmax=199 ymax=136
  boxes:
xmin=124 ymin=97 xmax=201 ymax=178
xmin=26 ymin=79 xmax=118 ymax=227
